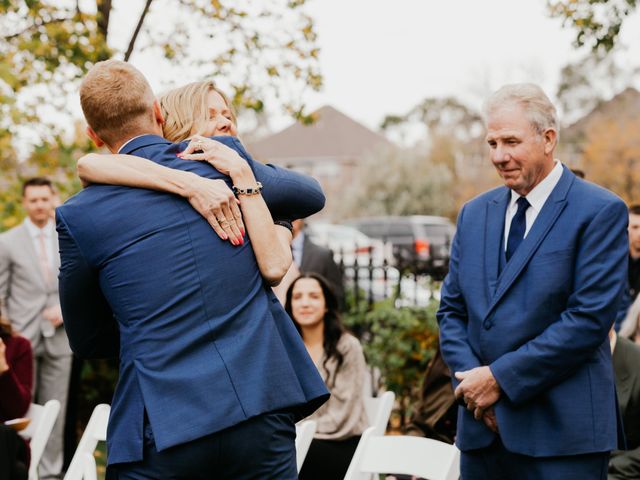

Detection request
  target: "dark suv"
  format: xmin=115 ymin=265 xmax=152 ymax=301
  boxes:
xmin=347 ymin=215 xmax=455 ymax=279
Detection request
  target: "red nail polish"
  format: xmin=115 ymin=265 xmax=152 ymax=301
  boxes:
xmin=240 ymin=228 xmax=245 ymax=236
xmin=239 ymin=237 xmax=244 ymax=245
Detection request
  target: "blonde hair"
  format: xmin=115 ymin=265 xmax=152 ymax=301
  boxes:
xmin=80 ymin=60 xmax=156 ymax=147
xmin=159 ymin=81 xmax=237 ymax=143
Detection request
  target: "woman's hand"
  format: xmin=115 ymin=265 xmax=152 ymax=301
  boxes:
xmin=177 ymin=135 xmax=250 ymax=179
xmin=185 ymin=176 xmax=245 ymax=244
xmin=0 ymin=338 xmax=9 ymax=374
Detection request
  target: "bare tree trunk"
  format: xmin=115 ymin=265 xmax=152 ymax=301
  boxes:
xmin=124 ymin=0 xmax=154 ymax=62
xmin=96 ymin=0 xmax=112 ymax=39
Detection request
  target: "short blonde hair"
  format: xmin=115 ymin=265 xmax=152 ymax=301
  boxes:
xmin=483 ymin=83 xmax=559 ymax=138
xmin=159 ymin=81 xmax=237 ymax=143
xmin=79 ymin=59 xmax=156 ymax=146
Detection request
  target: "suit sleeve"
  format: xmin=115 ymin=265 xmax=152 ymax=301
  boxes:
xmin=57 ymin=210 xmax=120 ymax=359
xmin=490 ymin=199 xmax=628 ymax=404
xmin=437 ymin=205 xmax=482 ymax=387
xmin=223 ymin=137 xmax=326 ymax=220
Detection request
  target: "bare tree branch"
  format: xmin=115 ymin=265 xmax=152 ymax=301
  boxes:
xmin=4 ymin=17 xmax=71 ymax=40
xmin=124 ymin=0 xmax=154 ymax=62
xmin=96 ymin=0 xmax=112 ymax=39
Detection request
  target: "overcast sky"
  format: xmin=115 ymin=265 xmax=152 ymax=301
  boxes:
xmin=300 ymin=0 xmax=640 ymax=131
xmin=105 ymin=0 xmax=640 ymax=134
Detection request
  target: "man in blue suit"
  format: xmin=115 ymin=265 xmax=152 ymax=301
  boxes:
xmin=438 ymin=83 xmax=627 ymax=480
xmin=57 ymin=60 xmax=329 ymax=479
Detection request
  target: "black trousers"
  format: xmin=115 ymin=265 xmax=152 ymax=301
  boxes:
xmin=298 ymin=435 xmax=361 ymax=480
xmin=106 ymin=410 xmax=297 ymax=480
xmin=0 ymin=424 xmax=29 ymax=480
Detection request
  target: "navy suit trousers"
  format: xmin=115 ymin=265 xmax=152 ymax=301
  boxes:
xmin=106 ymin=410 xmax=297 ymax=480
xmin=461 ymin=437 xmax=609 ymax=480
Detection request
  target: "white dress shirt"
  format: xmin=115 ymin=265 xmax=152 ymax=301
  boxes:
xmin=24 ymin=217 xmax=56 ymax=271
xmin=503 ymin=161 xmax=564 ymax=250
xmin=291 ymin=231 xmax=305 ymax=267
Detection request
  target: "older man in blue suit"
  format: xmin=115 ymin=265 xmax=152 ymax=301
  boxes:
xmin=57 ymin=60 xmax=329 ymax=479
xmin=438 ymin=83 xmax=627 ymax=480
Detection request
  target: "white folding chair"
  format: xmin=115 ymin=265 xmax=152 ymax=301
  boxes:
xmin=19 ymin=400 xmax=61 ymax=480
xmin=295 ymin=419 xmax=317 ymax=473
xmin=363 ymin=390 xmax=395 ymax=435
xmin=344 ymin=426 xmax=461 ymax=480
xmin=63 ymin=403 xmax=110 ymax=480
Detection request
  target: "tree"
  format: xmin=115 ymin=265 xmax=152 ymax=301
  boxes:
xmin=337 ymin=145 xmax=455 ymax=219
xmin=547 ymin=0 xmax=638 ymax=53
xmin=581 ymin=114 xmax=640 ymax=203
xmin=0 ymin=0 xmax=321 ymax=147
xmin=0 ymin=0 xmax=322 ymax=230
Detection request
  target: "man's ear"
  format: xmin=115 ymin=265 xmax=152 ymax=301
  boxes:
xmin=86 ymin=126 xmax=105 ymax=148
xmin=153 ymin=99 xmax=165 ymax=126
xmin=543 ymin=128 xmax=557 ymax=155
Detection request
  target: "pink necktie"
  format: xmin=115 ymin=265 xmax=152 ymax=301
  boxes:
xmin=37 ymin=232 xmax=52 ymax=287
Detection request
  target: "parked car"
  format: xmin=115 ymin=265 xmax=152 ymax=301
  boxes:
xmin=305 ymin=222 xmax=389 ymax=266
xmin=346 ymin=215 xmax=455 ymax=279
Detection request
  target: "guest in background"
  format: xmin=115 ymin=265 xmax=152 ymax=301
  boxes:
xmin=291 ymin=219 xmax=345 ymax=309
xmin=627 ymin=205 xmax=640 ymax=302
xmin=609 ymin=328 xmax=640 ymax=479
xmin=0 ymin=312 xmax=33 ymax=480
xmin=286 ymin=273 xmax=368 ymax=480
xmin=0 ymin=177 xmax=71 ymax=480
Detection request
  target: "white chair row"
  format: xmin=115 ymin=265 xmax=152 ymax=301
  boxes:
xmin=25 ymin=390 xmax=448 ymax=479
xmin=19 ymin=400 xmax=61 ymax=480
xmin=344 ymin=425 xmax=461 ymax=480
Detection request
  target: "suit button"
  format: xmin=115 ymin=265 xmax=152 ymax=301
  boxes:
xmin=483 ymin=320 xmax=493 ymax=330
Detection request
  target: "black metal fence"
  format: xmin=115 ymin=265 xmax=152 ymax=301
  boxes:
xmin=332 ymin=244 xmax=446 ymax=309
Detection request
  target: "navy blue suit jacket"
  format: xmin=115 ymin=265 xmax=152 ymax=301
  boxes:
xmin=438 ymin=166 xmax=627 ymax=457
xmin=57 ymin=135 xmax=330 ymax=465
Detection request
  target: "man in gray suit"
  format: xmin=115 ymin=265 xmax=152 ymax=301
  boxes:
xmin=0 ymin=177 xmax=71 ymax=479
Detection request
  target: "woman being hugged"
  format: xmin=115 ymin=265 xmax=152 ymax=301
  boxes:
xmin=77 ymin=80 xmax=294 ymax=284
xmin=285 ymin=273 xmax=369 ymax=480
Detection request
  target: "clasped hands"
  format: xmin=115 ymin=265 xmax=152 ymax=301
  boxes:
xmin=454 ymin=366 xmax=501 ymax=433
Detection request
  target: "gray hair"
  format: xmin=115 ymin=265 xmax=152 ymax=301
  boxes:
xmin=483 ymin=83 xmax=559 ymax=137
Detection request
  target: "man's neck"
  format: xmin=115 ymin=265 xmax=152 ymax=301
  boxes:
xmin=26 ymin=216 xmax=50 ymax=230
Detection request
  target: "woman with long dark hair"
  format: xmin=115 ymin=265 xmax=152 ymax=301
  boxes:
xmin=285 ymin=273 xmax=368 ymax=480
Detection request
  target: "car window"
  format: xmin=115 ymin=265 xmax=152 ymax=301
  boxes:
xmin=416 ymin=224 xmax=452 ymax=241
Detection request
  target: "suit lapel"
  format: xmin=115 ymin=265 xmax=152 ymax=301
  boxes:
xmin=486 ymin=166 xmax=574 ymax=317
xmin=484 ymin=188 xmax=510 ymax=299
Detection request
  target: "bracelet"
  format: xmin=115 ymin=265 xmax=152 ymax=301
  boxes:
xmin=232 ymin=182 xmax=263 ymax=196
xmin=274 ymin=220 xmax=293 ymax=232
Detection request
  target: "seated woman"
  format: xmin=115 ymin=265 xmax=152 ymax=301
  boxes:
xmin=76 ymin=80 xmax=294 ymax=283
xmin=285 ymin=273 xmax=369 ymax=480
xmin=0 ymin=313 xmax=33 ymax=480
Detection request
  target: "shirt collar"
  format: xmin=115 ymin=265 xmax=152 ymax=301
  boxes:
xmin=24 ymin=217 xmax=54 ymax=239
xmin=118 ymin=135 xmax=147 ymax=154
xmin=509 ymin=160 xmax=563 ymax=213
